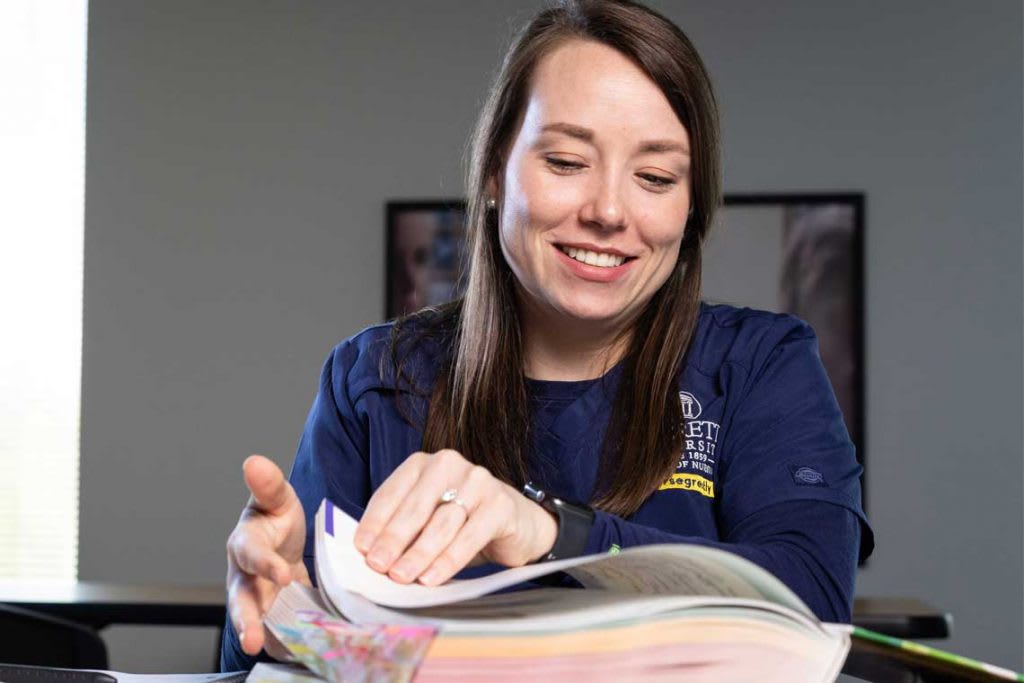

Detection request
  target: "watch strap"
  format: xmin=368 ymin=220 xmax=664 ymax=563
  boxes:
xmin=522 ymin=482 xmax=596 ymax=562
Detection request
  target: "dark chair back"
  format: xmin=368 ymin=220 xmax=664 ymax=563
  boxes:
xmin=0 ymin=603 xmax=108 ymax=669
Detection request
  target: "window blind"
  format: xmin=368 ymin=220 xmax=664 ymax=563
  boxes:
xmin=0 ymin=0 xmax=87 ymax=580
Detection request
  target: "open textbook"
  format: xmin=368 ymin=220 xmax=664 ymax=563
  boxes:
xmin=256 ymin=500 xmax=1024 ymax=683
xmin=258 ymin=499 xmax=851 ymax=682
xmin=255 ymin=500 xmax=1024 ymax=683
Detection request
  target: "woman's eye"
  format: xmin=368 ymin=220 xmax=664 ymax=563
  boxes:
xmin=637 ymin=173 xmax=676 ymax=189
xmin=545 ymin=156 xmax=585 ymax=173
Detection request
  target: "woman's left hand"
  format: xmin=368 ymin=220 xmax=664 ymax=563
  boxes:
xmin=352 ymin=449 xmax=558 ymax=585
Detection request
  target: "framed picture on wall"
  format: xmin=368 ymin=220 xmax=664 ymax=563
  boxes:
xmin=385 ymin=194 xmax=865 ymax=474
xmin=703 ymin=194 xmax=865 ymax=478
xmin=385 ymin=201 xmax=468 ymax=320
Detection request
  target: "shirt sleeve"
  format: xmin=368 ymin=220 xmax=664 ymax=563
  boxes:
xmin=581 ymin=499 xmax=861 ymax=622
xmin=220 ymin=341 xmax=372 ymax=672
xmin=715 ymin=320 xmax=871 ymax=550
xmin=583 ymin=319 xmax=873 ymax=624
xmin=288 ymin=340 xmax=373 ymax=576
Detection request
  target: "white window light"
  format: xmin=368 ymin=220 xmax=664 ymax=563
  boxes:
xmin=0 ymin=0 xmax=87 ymax=580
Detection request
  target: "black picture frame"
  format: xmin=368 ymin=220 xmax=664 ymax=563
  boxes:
xmin=715 ymin=193 xmax=866 ymax=482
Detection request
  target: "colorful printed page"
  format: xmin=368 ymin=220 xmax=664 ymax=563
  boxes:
xmin=314 ymin=499 xmax=807 ymax=613
xmin=264 ymin=583 xmax=435 ymax=683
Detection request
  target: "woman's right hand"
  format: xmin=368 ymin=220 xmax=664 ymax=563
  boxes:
xmin=226 ymin=454 xmax=311 ymax=656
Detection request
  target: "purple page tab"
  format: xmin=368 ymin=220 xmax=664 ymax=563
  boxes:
xmin=325 ymin=500 xmax=334 ymax=537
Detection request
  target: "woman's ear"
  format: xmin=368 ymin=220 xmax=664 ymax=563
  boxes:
xmin=486 ymin=176 xmax=499 ymax=202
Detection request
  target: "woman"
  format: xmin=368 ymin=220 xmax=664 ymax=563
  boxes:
xmin=222 ymin=0 xmax=872 ymax=670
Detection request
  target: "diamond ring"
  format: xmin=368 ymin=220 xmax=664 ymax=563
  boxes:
xmin=439 ymin=488 xmax=468 ymax=511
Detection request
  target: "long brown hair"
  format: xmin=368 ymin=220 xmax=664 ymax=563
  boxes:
xmin=392 ymin=0 xmax=721 ymax=517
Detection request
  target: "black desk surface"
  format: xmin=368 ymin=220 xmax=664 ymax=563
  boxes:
xmin=0 ymin=581 xmax=226 ymax=630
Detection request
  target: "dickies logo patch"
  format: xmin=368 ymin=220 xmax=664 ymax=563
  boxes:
xmin=791 ymin=466 xmax=828 ymax=487
xmin=679 ymin=391 xmax=702 ymax=419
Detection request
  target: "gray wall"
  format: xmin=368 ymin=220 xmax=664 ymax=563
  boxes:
xmin=81 ymin=0 xmax=1024 ymax=672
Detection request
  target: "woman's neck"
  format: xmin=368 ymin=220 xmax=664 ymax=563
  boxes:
xmin=518 ymin=297 xmax=634 ymax=382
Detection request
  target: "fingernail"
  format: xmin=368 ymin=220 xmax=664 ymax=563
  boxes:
xmin=420 ymin=568 xmax=440 ymax=585
xmin=391 ymin=561 xmax=412 ymax=582
xmin=239 ymin=630 xmax=246 ymax=647
xmin=354 ymin=531 xmax=375 ymax=552
xmin=367 ymin=548 xmax=391 ymax=570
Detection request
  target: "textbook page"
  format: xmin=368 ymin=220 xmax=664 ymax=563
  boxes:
xmin=330 ymin=583 xmax=822 ymax=634
xmin=315 ymin=500 xmax=808 ymax=613
xmin=565 ymin=543 xmax=808 ymax=613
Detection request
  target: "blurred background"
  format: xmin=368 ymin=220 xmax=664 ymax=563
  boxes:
xmin=2 ymin=0 xmax=1021 ymax=673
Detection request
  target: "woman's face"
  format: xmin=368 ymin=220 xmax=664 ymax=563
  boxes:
xmin=498 ymin=39 xmax=692 ymax=331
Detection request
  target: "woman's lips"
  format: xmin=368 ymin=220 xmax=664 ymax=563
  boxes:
xmin=552 ymin=243 xmax=636 ymax=283
xmin=556 ymin=241 xmax=634 ymax=260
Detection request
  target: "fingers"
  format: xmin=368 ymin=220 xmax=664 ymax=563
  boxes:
xmin=225 ymin=524 xmax=291 ymax=658
xmin=385 ymin=496 xmax=471 ymax=583
xmin=418 ymin=499 xmax=503 ymax=586
xmin=227 ymin=566 xmax=272 ymax=656
xmin=225 ymin=454 xmax=310 ymax=659
xmin=355 ymin=452 xmax=430 ymax=552
xmin=364 ymin=452 xmax=470 ymax=573
xmin=243 ymin=454 xmax=295 ymax=514
xmin=356 ymin=451 xmax=528 ymax=586
xmin=228 ymin=526 xmax=292 ymax=585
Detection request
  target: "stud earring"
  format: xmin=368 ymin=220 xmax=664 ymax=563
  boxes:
xmin=486 ymin=197 xmax=497 ymax=210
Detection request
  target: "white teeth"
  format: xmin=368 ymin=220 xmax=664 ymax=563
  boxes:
xmin=559 ymin=246 xmax=626 ymax=268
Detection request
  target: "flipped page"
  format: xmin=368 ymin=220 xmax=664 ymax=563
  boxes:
xmin=313 ymin=499 xmax=812 ymax=618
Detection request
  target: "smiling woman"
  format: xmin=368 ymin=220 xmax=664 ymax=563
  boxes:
xmin=222 ymin=0 xmax=872 ymax=671
xmin=498 ymin=40 xmax=694 ymax=375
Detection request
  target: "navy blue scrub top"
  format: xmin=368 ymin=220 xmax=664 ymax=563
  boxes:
xmin=221 ymin=303 xmax=874 ymax=672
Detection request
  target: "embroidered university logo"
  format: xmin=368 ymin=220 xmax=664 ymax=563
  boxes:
xmin=679 ymin=391 xmax=702 ymax=419
xmin=660 ymin=391 xmax=718 ymax=498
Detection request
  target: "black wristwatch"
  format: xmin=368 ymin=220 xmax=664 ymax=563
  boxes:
xmin=522 ymin=482 xmax=596 ymax=562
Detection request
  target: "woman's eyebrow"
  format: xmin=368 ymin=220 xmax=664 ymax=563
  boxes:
xmin=637 ymin=139 xmax=690 ymax=156
xmin=539 ymin=123 xmax=689 ymax=156
xmin=540 ymin=122 xmax=594 ymax=142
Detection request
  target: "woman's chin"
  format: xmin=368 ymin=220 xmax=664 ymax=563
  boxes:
xmin=554 ymin=301 xmax=630 ymax=326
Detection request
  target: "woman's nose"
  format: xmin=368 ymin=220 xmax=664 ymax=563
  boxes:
xmin=579 ymin=173 xmax=627 ymax=231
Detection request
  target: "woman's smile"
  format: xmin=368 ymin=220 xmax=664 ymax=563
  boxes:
xmin=552 ymin=242 xmax=637 ymax=283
